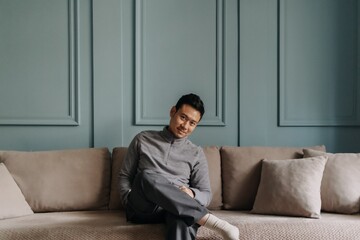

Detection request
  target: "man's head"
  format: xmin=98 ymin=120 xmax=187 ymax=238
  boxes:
xmin=168 ymin=93 xmax=205 ymax=139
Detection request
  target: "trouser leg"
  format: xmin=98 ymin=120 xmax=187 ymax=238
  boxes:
xmin=127 ymin=170 xmax=208 ymax=226
xmin=125 ymin=173 xmax=165 ymax=223
xmin=165 ymin=212 xmax=199 ymax=240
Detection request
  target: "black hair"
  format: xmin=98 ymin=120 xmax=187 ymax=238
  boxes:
xmin=175 ymin=93 xmax=205 ymax=120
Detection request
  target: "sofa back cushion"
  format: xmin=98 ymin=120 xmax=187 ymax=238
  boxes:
xmin=109 ymin=146 xmax=223 ymax=210
xmin=109 ymin=147 xmax=128 ymax=210
xmin=0 ymin=148 xmax=111 ymax=212
xmin=202 ymin=146 xmax=223 ymax=210
xmin=220 ymin=145 xmax=326 ymax=210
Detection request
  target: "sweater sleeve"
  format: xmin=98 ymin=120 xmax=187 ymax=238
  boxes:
xmin=118 ymin=135 xmax=140 ymax=206
xmin=189 ymin=147 xmax=212 ymax=207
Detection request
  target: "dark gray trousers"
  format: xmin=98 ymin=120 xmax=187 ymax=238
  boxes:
xmin=125 ymin=171 xmax=209 ymax=240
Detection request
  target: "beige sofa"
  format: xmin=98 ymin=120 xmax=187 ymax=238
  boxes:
xmin=0 ymin=145 xmax=359 ymax=240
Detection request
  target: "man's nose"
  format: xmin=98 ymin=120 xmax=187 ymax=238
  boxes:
xmin=181 ymin=121 xmax=189 ymax=129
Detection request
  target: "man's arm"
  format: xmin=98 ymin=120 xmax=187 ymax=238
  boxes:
xmin=118 ymin=135 xmax=140 ymax=206
xmin=189 ymin=147 xmax=212 ymax=207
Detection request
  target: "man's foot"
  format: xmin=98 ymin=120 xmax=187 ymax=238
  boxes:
xmin=203 ymin=214 xmax=239 ymax=240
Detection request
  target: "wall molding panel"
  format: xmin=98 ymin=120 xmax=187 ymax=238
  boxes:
xmin=278 ymin=0 xmax=360 ymax=126
xmin=3 ymin=0 xmax=360 ymax=152
xmin=135 ymin=0 xmax=226 ymax=126
xmin=0 ymin=0 xmax=80 ymax=126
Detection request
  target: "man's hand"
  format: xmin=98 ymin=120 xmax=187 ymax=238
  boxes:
xmin=179 ymin=186 xmax=194 ymax=198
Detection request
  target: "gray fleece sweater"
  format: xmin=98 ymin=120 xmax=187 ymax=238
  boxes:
xmin=118 ymin=127 xmax=212 ymax=207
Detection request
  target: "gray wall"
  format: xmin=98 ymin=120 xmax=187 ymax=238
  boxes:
xmin=0 ymin=0 xmax=359 ymax=152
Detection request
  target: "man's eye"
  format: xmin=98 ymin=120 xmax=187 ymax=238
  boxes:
xmin=180 ymin=115 xmax=186 ymax=120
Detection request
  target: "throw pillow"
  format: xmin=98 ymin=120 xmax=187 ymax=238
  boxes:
xmin=303 ymin=149 xmax=360 ymax=214
xmin=0 ymin=163 xmax=33 ymax=220
xmin=220 ymin=145 xmax=326 ymax=210
xmin=252 ymin=156 xmax=327 ymax=218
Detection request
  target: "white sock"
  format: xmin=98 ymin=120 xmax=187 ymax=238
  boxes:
xmin=203 ymin=214 xmax=239 ymax=240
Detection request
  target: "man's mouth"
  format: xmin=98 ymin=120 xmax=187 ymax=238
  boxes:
xmin=178 ymin=128 xmax=187 ymax=135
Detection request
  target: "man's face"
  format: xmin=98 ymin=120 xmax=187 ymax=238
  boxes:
xmin=168 ymin=104 xmax=201 ymax=139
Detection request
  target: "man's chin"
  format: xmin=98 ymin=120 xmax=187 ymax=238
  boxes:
xmin=175 ymin=132 xmax=187 ymax=139
xmin=169 ymin=127 xmax=188 ymax=138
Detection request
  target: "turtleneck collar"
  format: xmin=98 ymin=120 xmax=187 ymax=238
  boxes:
xmin=161 ymin=126 xmax=188 ymax=144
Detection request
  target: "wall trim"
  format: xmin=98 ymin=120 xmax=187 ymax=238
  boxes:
xmin=0 ymin=0 xmax=80 ymax=126
xmin=278 ymin=0 xmax=360 ymax=126
xmin=134 ymin=0 xmax=226 ymax=126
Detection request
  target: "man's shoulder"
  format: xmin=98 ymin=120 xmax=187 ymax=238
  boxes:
xmin=135 ymin=130 xmax=162 ymax=141
xmin=183 ymin=139 xmax=204 ymax=154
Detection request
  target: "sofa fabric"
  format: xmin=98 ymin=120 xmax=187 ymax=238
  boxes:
xmin=1 ymin=145 xmax=359 ymax=240
xmin=109 ymin=147 xmax=128 ymax=210
xmin=1 ymin=210 xmax=359 ymax=240
xmin=220 ymin=145 xmax=326 ymax=210
xmin=0 ymin=163 xmax=33 ymax=220
xmin=303 ymin=148 xmax=360 ymax=214
xmin=252 ymin=156 xmax=328 ymax=218
xmin=0 ymin=148 xmax=111 ymax=212
xmin=201 ymin=146 xmax=223 ymax=210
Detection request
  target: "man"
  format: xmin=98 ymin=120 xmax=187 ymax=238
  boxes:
xmin=118 ymin=93 xmax=239 ymax=240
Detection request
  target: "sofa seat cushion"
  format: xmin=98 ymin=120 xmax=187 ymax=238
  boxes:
xmin=0 ymin=211 xmax=165 ymax=240
xmin=0 ymin=148 xmax=111 ymax=212
xmin=0 ymin=210 xmax=359 ymax=240
xmin=201 ymin=211 xmax=360 ymax=240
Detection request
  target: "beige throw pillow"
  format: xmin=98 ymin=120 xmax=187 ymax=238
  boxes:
xmin=0 ymin=163 xmax=33 ymax=220
xmin=220 ymin=145 xmax=326 ymax=210
xmin=303 ymin=149 xmax=360 ymax=214
xmin=252 ymin=156 xmax=327 ymax=218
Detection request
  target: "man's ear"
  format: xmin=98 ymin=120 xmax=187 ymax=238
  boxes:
xmin=170 ymin=106 xmax=177 ymax=117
